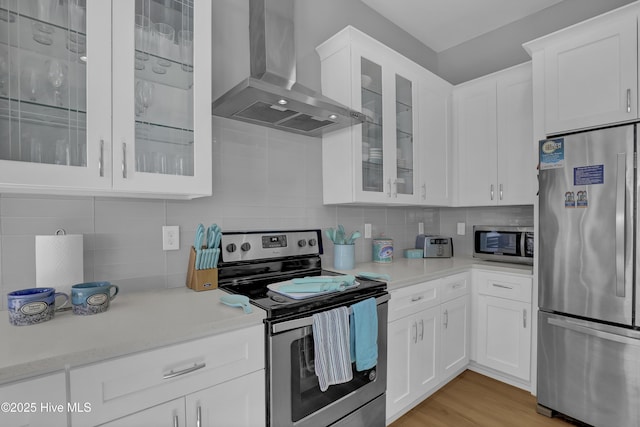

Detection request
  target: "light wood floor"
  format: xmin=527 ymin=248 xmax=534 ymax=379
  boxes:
xmin=389 ymin=370 xmax=578 ymax=427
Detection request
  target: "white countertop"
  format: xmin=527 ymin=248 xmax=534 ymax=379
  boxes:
xmin=328 ymin=257 xmax=533 ymax=289
xmin=0 ymin=287 xmax=266 ymax=385
xmin=1 ymin=257 xmax=530 ymax=386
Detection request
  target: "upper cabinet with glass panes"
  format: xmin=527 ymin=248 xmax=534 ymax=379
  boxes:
xmin=0 ymin=0 xmax=211 ymax=199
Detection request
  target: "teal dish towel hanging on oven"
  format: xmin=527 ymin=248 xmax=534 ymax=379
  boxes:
xmin=350 ymin=297 xmax=378 ymax=371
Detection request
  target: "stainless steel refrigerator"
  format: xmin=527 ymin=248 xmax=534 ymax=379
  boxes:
xmin=538 ymin=124 xmax=640 ymax=427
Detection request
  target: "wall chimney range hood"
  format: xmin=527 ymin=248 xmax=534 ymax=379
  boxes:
xmin=211 ymin=0 xmax=365 ymax=137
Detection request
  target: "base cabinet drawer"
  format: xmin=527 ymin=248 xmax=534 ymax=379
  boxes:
xmin=0 ymin=373 xmax=67 ymax=427
xmin=71 ymin=325 xmax=264 ymax=427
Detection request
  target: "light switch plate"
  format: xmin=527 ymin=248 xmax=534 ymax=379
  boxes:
xmin=418 ymin=222 xmax=424 ymax=234
xmin=457 ymin=222 xmax=466 ymax=236
xmin=162 ymin=226 xmax=180 ymax=250
xmin=364 ymin=223 xmax=372 ymax=239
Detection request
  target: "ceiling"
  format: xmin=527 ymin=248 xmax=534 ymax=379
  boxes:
xmin=361 ymin=0 xmax=564 ymax=52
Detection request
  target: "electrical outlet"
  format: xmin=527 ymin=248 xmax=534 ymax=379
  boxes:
xmin=364 ymin=223 xmax=372 ymax=239
xmin=418 ymin=222 xmax=424 ymax=234
xmin=163 ymin=226 xmax=180 ymax=251
xmin=457 ymin=222 xmax=466 ymax=236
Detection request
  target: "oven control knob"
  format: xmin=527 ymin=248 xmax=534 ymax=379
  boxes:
xmin=298 ymin=239 xmax=307 ymax=247
xmin=308 ymin=238 xmax=317 ymax=247
xmin=368 ymin=369 xmax=377 ymax=382
xmin=226 ymin=243 xmax=237 ymax=253
xmin=241 ymin=242 xmax=251 ymax=252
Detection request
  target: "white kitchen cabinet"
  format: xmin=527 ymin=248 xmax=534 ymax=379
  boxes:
xmin=102 ymin=371 xmax=265 ymax=427
xmin=387 ymin=272 xmax=470 ymax=423
xmin=0 ymin=0 xmax=211 ymax=198
xmin=440 ymin=272 xmax=471 ymax=380
xmin=70 ymin=325 xmax=265 ymax=427
xmin=387 ymin=304 xmax=440 ymax=419
xmin=454 ymin=62 xmax=534 ymax=206
xmin=317 ymin=26 xmax=452 ymax=205
xmin=0 ymin=372 xmax=67 ymax=427
xmin=473 ymin=270 xmax=532 ymax=382
xmin=523 ymin=3 xmax=638 ymax=135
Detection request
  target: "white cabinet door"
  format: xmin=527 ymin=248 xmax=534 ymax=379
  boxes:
xmin=100 ymin=398 xmax=185 ymax=427
xmin=0 ymin=373 xmax=67 ymax=427
xmin=111 ymin=0 xmax=211 ymax=198
xmin=454 ymin=63 xmax=534 ymax=207
xmin=441 ymin=294 xmax=470 ymax=379
xmin=386 ymin=306 xmax=440 ymax=418
xmin=476 ymin=295 xmax=531 ymax=381
xmin=186 ymin=370 xmax=265 ymax=427
xmin=496 ymin=64 xmax=535 ymax=205
xmin=0 ymin=0 xmax=112 ymax=192
xmin=454 ymin=77 xmax=497 ymax=206
xmin=418 ymin=74 xmax=453 ymax=206
xmin=542 ymin=12 xmax=637 ymax=135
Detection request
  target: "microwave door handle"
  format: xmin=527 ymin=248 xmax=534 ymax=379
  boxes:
xmin=615 ymin=153 xmax=626 ymax=297
xmin=520 ymin=232 xmax=525 ymax=258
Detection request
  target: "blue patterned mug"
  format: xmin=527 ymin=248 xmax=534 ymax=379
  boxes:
xmin=72 ymin=282 xmax=119 ymax=315
xmin=7 ymin=287 xmax=69 ymax=326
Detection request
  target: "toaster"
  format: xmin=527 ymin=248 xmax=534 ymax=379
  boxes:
xmin=415 ymin=235 xmax=453 ymax=258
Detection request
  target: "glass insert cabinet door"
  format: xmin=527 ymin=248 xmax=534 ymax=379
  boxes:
xmin=0 ymin=0 xmax=111 ymax=189
xmin=361 ymin=57 xmax=383 ymax=193
xmin=112 ymin=0 xmax=210 ymax=196
xmin=395 ymin=74 xmax=414 ymax=196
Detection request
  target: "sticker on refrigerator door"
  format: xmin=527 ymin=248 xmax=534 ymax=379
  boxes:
xmin=576 ymin=190 xmax=588 ymax=208
xmin=574 ymin=165 xmax=604 ymax=186
xmin=564 ymin=191 xmax=575 ymax=208
xmin=539 ymin=138 xmax=564 ymax=170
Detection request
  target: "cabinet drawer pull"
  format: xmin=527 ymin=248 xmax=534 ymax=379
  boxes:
xmin=492 ymin=283 xmax=513 ymax=290
xmin=163 ymin=362 xmax=206 ymax=379
xmin=523 ymin=309 xmax=527 ymax=328
xmin=451 ymin=283 xmax=463 ymax=290
xmin=411 ymin=295 xmax=423 ymax=302
xmin=627 ymin=89 xmax=632 ymax=113
xmin=122 ymin=142 xmax=128 ymax=179
xmin=98 ymin=139 xmax=104 ymax=177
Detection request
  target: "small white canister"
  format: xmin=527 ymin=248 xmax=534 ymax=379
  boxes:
xmin=372 ymin=238 xmax=393 ymax=263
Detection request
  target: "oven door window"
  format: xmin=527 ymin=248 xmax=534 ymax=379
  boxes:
xmin=291 ymin=327 xmax=371 ymax=422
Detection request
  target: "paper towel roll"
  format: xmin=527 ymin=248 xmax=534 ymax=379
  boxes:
xmin=35 ymin=234 xmax=84 ymax=296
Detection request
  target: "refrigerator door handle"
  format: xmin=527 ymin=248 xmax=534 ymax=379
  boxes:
xmin=548 ymin=317 xmax=640 ymax=347
xmin=615 ymin=153 xmax=626 ymax=297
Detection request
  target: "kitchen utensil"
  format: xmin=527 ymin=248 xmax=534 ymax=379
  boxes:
xmin=347 ymin=231 xmax=361 ymax=244
xmin=220 ymin=294 xmax=252 ymax=314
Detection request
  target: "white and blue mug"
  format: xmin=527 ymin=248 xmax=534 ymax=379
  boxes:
xmin=72 ymin=281 xmax=119 ymax=315
xmin=7 ymin=287 xmax=69 ymax=326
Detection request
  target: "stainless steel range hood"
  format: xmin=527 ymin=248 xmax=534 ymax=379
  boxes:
xmin=211 ymin=0 xmax=365 ymax=137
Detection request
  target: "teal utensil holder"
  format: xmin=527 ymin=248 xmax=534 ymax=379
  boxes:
xmin=334 ymin=244 xmax=355 ymax=270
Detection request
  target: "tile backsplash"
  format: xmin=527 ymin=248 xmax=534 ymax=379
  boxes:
xmin=0 ymin=117 xmax=532 ymax=309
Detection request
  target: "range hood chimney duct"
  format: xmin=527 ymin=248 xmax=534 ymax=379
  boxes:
xmin=211 ymin=0 xmax=365 ymax=137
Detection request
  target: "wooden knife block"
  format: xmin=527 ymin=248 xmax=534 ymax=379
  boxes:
xmin=186 ymin=246 xmax=218 ymax=291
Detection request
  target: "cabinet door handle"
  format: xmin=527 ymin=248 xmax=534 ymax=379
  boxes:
xmin=499 ymin=183 xmax=503 ymax=200
xmin=411 ymin=295 xmax=423 ymax=302
xmin=162 ymin=362 xmax=206 ymax=379
xmin=627 ymin=89 xmax=632 ymax=113
xmin=98 ymin=139 xmax=104 ymax=177
xmin=412 ymin=321 xmax=418 ymax=343
xmin=523 ymin=309 xmax=527 ymax=328
xmin=393 ymin=179 xmax=398 ymax=198
xmin=196 ymin=405 xmax=202 ymax=427
xmin=419 ymin=319 xmax=424 ymax=341
xmin=492 ymin=283 xmax=513 ymax=290
xmin=444 ymin=309 xmax=448 ymax=329
xmin=387 ymin=179 xmax=392 ymax=197
xmin=422 ymin=183 xmax=426 ymax=200
xmin=122 ymin=142 xmax=128 ymax=179
xmin=490 ymin=184 xmax=494 ymax=200
xmin=173 ymin=414 xmax=179 ymax=427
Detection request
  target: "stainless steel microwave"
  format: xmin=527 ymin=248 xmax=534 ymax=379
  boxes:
xmin=473 ymin=226 xmax=534 ymax=265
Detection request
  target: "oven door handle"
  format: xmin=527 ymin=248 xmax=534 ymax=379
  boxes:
xmin=271 ymin=294 xmax=390 ymax=334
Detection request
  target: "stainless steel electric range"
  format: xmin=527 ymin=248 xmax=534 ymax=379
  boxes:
xmin=217 ymin=229 xmax=388 ymax=427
